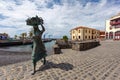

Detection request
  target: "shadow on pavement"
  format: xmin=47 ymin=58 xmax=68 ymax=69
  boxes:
xmin=37 ymin=61 xmax=74 ymax=71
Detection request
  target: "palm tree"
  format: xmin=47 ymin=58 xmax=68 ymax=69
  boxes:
xmin=24 ymin=33 xmax=27 ymax=39
xmin=21 ymin=33 xmax=25 ymax=40
xmin=29 ymin=31 xmax=33 ymax=39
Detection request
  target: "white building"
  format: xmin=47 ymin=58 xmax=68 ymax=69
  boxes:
xmin=0 ymin=33 xmax=9 ymax=40
xmin=106 ymin=13 xmax=120 ymax=40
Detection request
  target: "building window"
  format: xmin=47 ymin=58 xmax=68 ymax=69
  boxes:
xmin=73 ymin=36 xmax=75 ymax=39
xmin=92 ymin=30 xmax=95 ymax=34
xmin=86 ymin=29 xmax=87 ymax=33
xmin=109 ymin=32 xmax=113 ymax=39
xmin=85 ymin=36 xmax=87 ymax=39
xmin=89 ymin=30 xmax=90 ymax=33
xmin=73 ymin=30 xmax=76 ymax=34
xmin=92 ymin=36 xmax=94 ymax=39
xmin=89 ymin=36 xmax=90 ymax=39
xmin=79 ymin=36 xmax=80 ymax=39
xmin=79 ymin=30 xmax=80 ymax=33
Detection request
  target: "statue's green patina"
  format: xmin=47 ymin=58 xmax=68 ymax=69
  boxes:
xmin=26 ymin=16 xmax=47 ymax=75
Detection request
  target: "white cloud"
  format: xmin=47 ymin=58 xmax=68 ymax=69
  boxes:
xmin=0 ymin=0 xmax=120 ymax=38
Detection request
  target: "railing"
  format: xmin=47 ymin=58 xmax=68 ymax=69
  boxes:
xmin=110 ymin=25 xmax=120 ymax=29
xmin=110 ymin=21 xmax=120 ymax=25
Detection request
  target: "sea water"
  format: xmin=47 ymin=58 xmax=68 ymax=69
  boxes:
xmin=0 ymin=41 xmax=55 ymax=55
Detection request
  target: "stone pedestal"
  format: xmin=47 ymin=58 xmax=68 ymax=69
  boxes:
xmin=53 ymin=44 xmax=62 ymax=54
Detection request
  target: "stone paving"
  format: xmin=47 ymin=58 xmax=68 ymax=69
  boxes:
xmin=0 ymin=40 xmax=120 ymax=80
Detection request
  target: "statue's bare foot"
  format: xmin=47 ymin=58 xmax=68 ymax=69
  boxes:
xmin=41 ymin=58 xmax=46 ymax=65
xmin=41 ymin=60 xmax=44 ymax=63
xmin=43 ymin=60 xmax=46 ymax=65
xmin=31 ymin=71 xmax=36 ymax=75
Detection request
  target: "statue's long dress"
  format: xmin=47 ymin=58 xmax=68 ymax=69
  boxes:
xmin=32 ymin=29 xmax=47 ymax=63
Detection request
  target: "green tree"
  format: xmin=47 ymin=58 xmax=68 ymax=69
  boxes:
xmin=63 ymin=35 xmax=68 ymax=42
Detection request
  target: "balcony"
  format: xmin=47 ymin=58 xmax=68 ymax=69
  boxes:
xmin=115 ymin=25 xmax=120 ymax=28
xmin=110 ymin=21 xmax=120 ymax=26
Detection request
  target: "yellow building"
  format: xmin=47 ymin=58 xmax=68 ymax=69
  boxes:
xmin=70 ymin=26 xmax=100 ymax=41
xmin=106 ymin=13 xmax=120 ymax=40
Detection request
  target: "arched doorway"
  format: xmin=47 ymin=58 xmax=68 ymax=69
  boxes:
xmin=109 ymin=32 xmax=113 ymax=39
xmin=115 ymin=31 xmax=120 ymax=40
xmin=106 ymin=32 xmax=108 ymax=39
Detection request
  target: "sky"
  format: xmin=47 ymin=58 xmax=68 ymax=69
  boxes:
xmin=0 ymin=0 xmax=120 ymax=38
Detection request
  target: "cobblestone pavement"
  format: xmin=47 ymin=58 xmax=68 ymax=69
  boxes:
xmin=0 ymin=40 xmax=120 ymax=80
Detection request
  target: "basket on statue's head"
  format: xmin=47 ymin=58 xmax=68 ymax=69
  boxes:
xmin=26 ymin=16 xmax=44 ymax=26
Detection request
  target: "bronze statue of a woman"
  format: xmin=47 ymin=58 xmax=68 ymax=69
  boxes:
xmin=26 ymin=16 xmax=47 ymax=75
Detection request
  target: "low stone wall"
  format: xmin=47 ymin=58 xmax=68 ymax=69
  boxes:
xmin=55 ymin=39 xmax=72 ymax=49
xmin=72 ymin=40 xmax=100 ymax=51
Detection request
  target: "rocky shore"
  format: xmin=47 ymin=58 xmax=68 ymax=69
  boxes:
xmin=0 ymin=40 xmax=120 ymax=80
